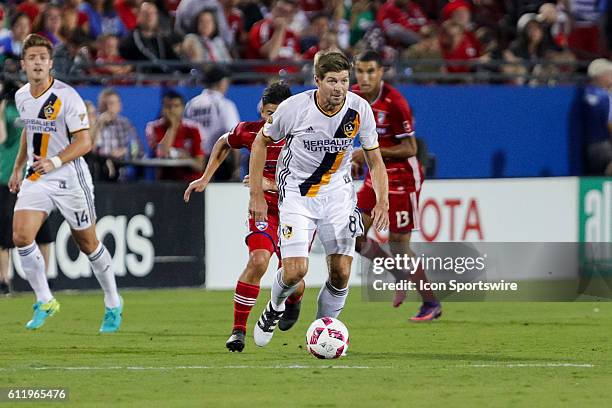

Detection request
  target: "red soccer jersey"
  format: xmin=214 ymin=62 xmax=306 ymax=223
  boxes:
xmin=352 ymin=82 xmax=423 ymax=192
xmin=247 ymin=18 xmax=301 ymax=73
xmin=227 ymin=120 xmax=284 ymax=214
xmin=376 ymin=0 xmax=428 ymax=35
xmin=441 ymin=32 xmax=481 ymax=73
xmin=146 ymin=118 xmax=205 ymax=181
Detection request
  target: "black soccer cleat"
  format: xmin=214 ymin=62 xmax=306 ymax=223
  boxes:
xmin=278 ymin=299 xmax=301 ymax=331
xmin=226 ymin=329 xmax=246 ymax=352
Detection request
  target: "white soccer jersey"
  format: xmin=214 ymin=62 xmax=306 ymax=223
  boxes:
xmin=15 ymin=78 xmax=91 ymax=183
xmin=184 ymin=88 xmax=240 ymax=154
xmin=263 ymin=90 xmax=379 ymax=199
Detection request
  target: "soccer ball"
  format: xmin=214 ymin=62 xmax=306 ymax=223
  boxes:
xmin=306 ymin=317 xmax=349 ymax=359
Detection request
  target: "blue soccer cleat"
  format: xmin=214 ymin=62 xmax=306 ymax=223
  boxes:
xmin=26 ymin=298 xmax=60 ymax=330
xmin=100 ymin=297 xmax=123 ymax=333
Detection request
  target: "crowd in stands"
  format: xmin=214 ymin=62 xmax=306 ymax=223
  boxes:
xmin=1 ymin=1 xmax=611 ymax=179
xmin=0 ymin=0 xmax=609 ymax=83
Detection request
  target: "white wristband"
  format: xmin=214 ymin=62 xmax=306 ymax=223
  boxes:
xmin=50 ymin=156 xmax=63 ymax=169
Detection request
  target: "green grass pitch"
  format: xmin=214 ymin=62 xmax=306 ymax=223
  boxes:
xmin=0 ymin=288 xmax=610 ymax=407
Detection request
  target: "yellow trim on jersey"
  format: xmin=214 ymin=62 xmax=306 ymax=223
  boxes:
xmin=45 ymin=97 xmax=62 ymax=120
xmin=27 ymin=172 xmax=40 ymax=181
xmin=31 ymin=78 xmax=55 ymax=99
xmin=40 ymin=133 xmax=50 ymax=157
xmin=363 ymin=144 xmax=380 ymax=151
xmin=314 ymin=91 xmax=346 ymax=118
xmin=305 ymin=150 xmax=345 ymax=197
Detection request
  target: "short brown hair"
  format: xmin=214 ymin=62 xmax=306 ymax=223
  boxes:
xmin=315 ymin=51 xmax=351 ymax=80
xmin=22 ymin=34 xmax=53 ymax=58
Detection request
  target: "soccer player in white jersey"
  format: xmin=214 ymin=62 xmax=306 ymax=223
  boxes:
xmin=249 ymin=51 xmax=390 ymax=347
xmin=8 ymin=34 xmax=123 ymax=332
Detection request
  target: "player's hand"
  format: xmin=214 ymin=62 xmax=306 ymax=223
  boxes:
xmin=32 ymin=155 xmax=55 ymax=175
xmin=8 ymin=171 xmax=22 ymax=194
xmin=371 ymin=200 xmax=390 ymax=232
xmin=249 ymin=192 xmax=268 ymax=222
xmin=183 ymin=177 xmax=209 ymax=202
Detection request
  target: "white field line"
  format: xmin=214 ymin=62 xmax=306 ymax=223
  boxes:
xmin=0 ymin=363 xmax=595 ymax=371
xmin=462 ymin=363 xmax=594 ymax=368
xmin=0 ymin=365 xmax=389 ymax=371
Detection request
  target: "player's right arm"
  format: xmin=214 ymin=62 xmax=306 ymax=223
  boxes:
xmin=8 ymin=128 xmax=27 ymax=193
xmin=183 ymin=134 xmax=233 ymax=202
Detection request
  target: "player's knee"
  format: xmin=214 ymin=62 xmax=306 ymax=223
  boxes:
xmin=246 ymin=252 xmax=271 ymax=278
xmin=12 ymin=230 xmax=33 ymax=248
xmin=283 ymin=259 xmax=308 ymax=283
xmin=328 ymin=263 xmax=351 ymax=288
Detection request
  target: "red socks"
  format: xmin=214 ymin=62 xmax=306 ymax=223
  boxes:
xmin=233 ymin=281 xmax=260 ymax=332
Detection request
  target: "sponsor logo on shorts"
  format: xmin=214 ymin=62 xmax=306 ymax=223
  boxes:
xmin=281 ymin=225 xmax=293 ymax=239
xmin=59 ymin=181 xmax=67 ymax=189
xmin=256 ymin=221 xmax=268 ymax=231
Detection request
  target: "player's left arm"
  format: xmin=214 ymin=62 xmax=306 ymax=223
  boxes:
xmin=359 ymin=101 xmax=389 ymax=232
xmin=364 ymin=147 xmax=390 ymax=232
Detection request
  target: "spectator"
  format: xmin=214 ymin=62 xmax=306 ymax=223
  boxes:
xmin=221 ymin=0 xmax=247 ymax=55
xmin=302 ymin=31 xmax=339 ymax=60
xmin=61 ymin=6 xmax=89 ymax=41
xmin=537 ymin=2 xmax=571 ymax=49
xmin=146 ymin=91 xmax=205 ymax=181
xmin=63 ymin=0 xmax=91 ymax=36
xmin=182 ymin=9 xmax=232 ymax=63
xmin=33 ymin=4 xmax=65 ymax=46
xmin=90 ymin=34 xmax=132 ymax=82
xmin=247 ymin=0 xmax=302 ymax=73
xmin=16 ymin=0 xmax=42 ymax=25
xmin=115 ymin=0 xmax=143 ymax=32
xmin=80 ymin=0 xmax=128 ymax=38
xmin=439 ymin=20 xmax=480 ymax=74
xmin=376 ymin=0 xmax=428 ymax=48
xmin=0 ymin=79 xmax=53 ymax=295
xmin=402 ymin=24 xmax=443 ymax=77
xmin=94 ymin=88 xmax=143 ymax=180
xmin=507 ymin=13 xmax=562 ymax=82
xmin=185 ymin=65 xmax=240 ymax=180
xmin=567 ymin=0 xmax=605 ymax=59
xmin=349 ymin=0 xmax=376 ymax=48
xmin=583 ymin=58 xmax=612 ymax=176
xmin=238 ymin=0 xmax=269 ymax=33
xmin=300 ymin=13 xmax=330 ymax=53
xmin=0 ymin=13 xmax=31 ymax=60
xmin=175 ymin=0 xmax=233 ymax=47
xmin=52 ymin=31 xmax=92 ymax=79
xmin=0 ymin=5 xmax=7 ymax=38
xmin=119 ymin=1 xmax=181 ymax=73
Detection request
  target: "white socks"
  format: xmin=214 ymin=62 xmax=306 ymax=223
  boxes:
xmin=316 ymin=281 xmax=349 ymax=319
xmin=270 ymin=268 xmax=299 ymax=311
xmin=18 ymin=242 xmax=52 ymax=304
xmin=88 ymin=243 xmax=121 ymax=308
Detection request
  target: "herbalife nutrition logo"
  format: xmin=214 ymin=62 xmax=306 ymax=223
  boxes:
xmin=581 ymin=179 xmax=612 ymax=242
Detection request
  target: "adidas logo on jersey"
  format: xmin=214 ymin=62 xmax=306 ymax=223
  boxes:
xmin=305 ymin=126 xmax=315 ymax=133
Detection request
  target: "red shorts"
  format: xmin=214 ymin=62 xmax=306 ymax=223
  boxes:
xmin=357 ymin=182 xmax=420 ymax=233
xmin=245 ymin=213 xmax=280 ymax=257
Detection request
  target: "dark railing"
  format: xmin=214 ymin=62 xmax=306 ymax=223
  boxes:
xmin=1 ymin=58 xmax=591 ymax=86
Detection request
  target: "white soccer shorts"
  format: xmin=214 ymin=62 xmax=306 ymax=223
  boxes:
xmin=14 ymin=175 xmax=96 ymax=231
xmin=278 ymin=183 xmax=364 ymax=258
